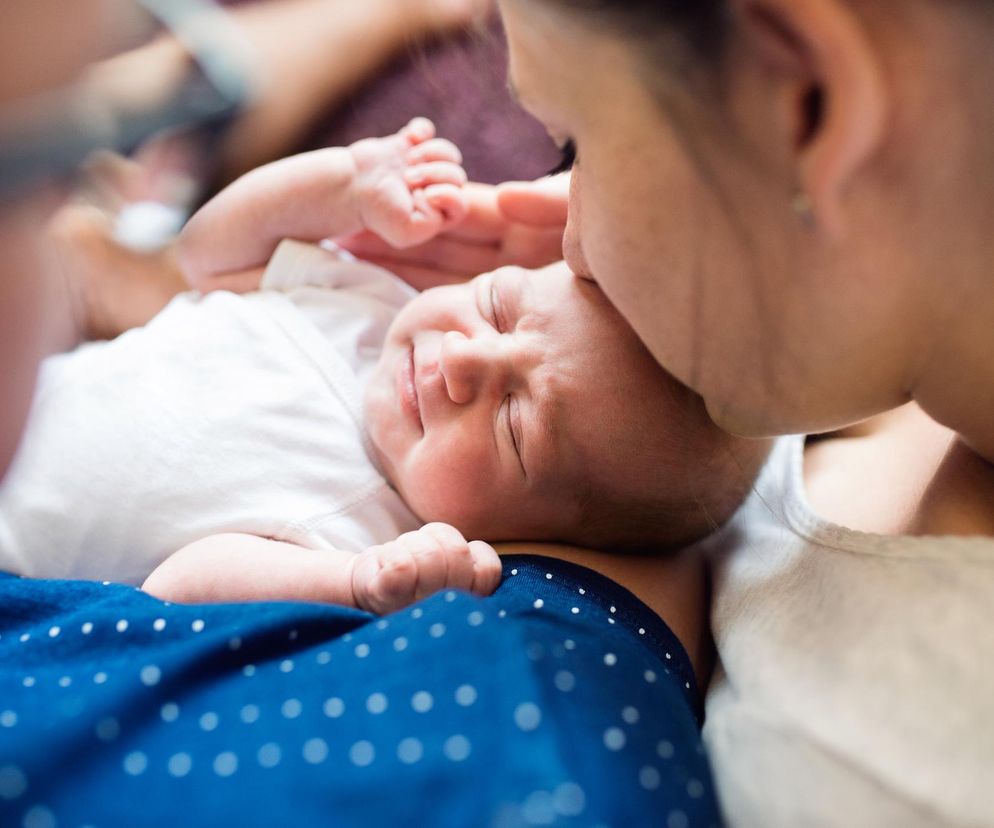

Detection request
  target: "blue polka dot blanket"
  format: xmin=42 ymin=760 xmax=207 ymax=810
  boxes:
xmin=0 ymin=555 xmax=722 ymax=828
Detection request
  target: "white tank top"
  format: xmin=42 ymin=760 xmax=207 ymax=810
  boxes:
xmin=700 ymin=435 xmax=994 ymax=827
xmin=0 ymin=241 xmax=419 ymax=584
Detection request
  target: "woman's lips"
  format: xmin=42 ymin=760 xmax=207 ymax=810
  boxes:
xmin=398 ymin=344 xmax=423 ymax=431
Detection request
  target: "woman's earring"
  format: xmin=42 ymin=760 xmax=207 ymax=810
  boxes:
xmin=791 ymin=191 xmax=814 ymax=226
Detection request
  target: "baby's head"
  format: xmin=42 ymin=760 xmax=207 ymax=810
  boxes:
xmin=365 ymin=262 xmax=768 ymax=551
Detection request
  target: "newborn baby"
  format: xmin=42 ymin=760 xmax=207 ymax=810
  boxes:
xmin=0 ymin=120 xmax=761 ymax=613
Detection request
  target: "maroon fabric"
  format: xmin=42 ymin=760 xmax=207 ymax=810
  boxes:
xmin=296 ymin=17 xmax=561 ymax=184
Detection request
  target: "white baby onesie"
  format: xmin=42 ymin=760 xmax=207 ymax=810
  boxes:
xmin=0 ymin=240 xmax=420 ymax=584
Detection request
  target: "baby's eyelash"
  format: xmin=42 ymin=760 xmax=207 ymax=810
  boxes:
xmin=546 ymin=139 xmax=576 ymax=177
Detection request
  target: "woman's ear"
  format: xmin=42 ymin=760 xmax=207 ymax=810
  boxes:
xmin=734 ymin=0 xmax=886 ymax=236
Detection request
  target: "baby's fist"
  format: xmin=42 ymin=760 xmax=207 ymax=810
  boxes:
xmin=350 ymin=523 xmax=501 ymax=615
xmin=349 ymin=118 xmax=468 ymax=249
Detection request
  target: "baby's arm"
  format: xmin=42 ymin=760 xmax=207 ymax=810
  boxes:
xmin=178 ymin=118 xmax=467 ymax=293
xmin=142 ymin=523 xmax=501 ymax=613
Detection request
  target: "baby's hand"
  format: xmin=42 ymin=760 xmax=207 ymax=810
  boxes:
xmin=350 ymin=523 xmax=501 ymax=615
xmin=348 ymin=118 xmax=468 ymax=249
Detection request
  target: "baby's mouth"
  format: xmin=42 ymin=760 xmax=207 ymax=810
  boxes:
xmin=405 ymin=344 xmax=423 ymax=432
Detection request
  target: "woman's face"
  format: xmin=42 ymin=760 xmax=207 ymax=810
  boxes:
xmin=498 ymin=0 xmax=907 ymax=437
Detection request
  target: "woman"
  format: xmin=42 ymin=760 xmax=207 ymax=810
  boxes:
xmin=475 ymin=0 xmax=994 ymax=825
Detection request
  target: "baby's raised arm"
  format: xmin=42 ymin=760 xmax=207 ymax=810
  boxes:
xmin=178 ymin=118 xmax=467 ymax=293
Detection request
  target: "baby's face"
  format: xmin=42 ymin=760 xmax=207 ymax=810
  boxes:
xmin=364 ymin=261 xmax=716 ymax=541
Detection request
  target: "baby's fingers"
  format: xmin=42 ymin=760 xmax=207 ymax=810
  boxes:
xmin=405 ymin=161 xmax=468 ymax=189
xmin=467 ymin=540 xmax=502 ymax=597
xmin=407 ymin=138 xmax=463 ymax=166
xmin=424 ymin=184 xmax=468 ymax=224
xmin=399 ymin=116 xmax=436 ymax=146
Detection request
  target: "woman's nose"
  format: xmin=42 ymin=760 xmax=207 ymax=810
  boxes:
xmin=439 ymin=330 xmax=502 ymax=405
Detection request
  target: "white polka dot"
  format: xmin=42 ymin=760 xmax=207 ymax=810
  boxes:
xmin=279 ymin=659 xmax=294 ymax=673
xmin=498 ymin=610 xmax=507 ymax=618
xmin=564 ymin=639 xmax=576 ymax=651
xmin=160 ymin=702 xmax=179 ymax=722
xmin=622 ymin=706 xmax=640 ymax=724
xmin=95 ymin=717 xmax=120 ymax=742
xmin=81 ymin=622 xmax=94 ymax=635
xmin=603 ymin=653 xmax=617 ymax=667
xmin=0 ymin=764 xmax=27 ymax=800
xmin=638 ymin=627 xmax=646 ymax=635
xmin=47 ymin=626 xmax=60 ymax=638
xmin=257 ymin=743 xmax=281 ymax=768
xmin=191 ymin=619 xmax=205 ymax=633
xmin=667 ymin=810 xmax=689 ymax=828
xmin=228 ymin=636 xmax=242 ymax=651
xmin=578 ymin=588 xmax=585 ymax=595
xmin=411 ymin=691 xmax=433 ymax=713
xmin=22 ymin=805 xmax=56 ymax=828
xmin=168 ymin=753 xmax=192 ymax=778
xmin=22 ymin=677 xmax=35 ymax=688
xmin=116 ymin=620 xmax=128 ymax=633
xmin=354 ymin=643 xmax=370 ymax=658
xmin=523 ymin=790 xmax=555 ymax=825
xmin=607 ymin=618 xmax=616 ymax=625
xmin=554 ymin=671 xmax=576 ymax=692
xmin=657 ymin=740 xmax=674 ymax=759
xmin=467 ymin=611 xmax=484 ymax=626
xmin=687 ymin=779 xmax=705 ymax=799
xmin=343 ymin=633 xmax=353 ymax=642
xmin=240 ymin=704 xmax=260 ymax=724
xmin=349 ymin=740 xmax=375 ymax=767
xmin=393 ymin=636 xmax=408 ymax=652
xmin=514 ymin=702 xmax=541 ymax=732
xmin=429 ymin=622 xmax=446 ymax=638
xmin=454 ymin=684 xmax=477 ymax=706
xmin=93 ymin=672 xmax=107 ymax=685
xmin=123 ymin=751 xmax=148 ymax=775
xmin=0 ymin=711 xmax=16 ymax=728
xmin=376 ymin=619 xmax=389 ymax=630
xmin=57 ymin=676 xmax=71 ymax=688
xmin=19 ymin=633 xmax=29 ymax=643
xmin=532 ymin=599 xmax=544 ymax=609
xmin=443 ymin=734 xmax=471 ymax=762
xmin=152 ymin=618 xmax=166 ymax=632
xmin=545 ymin=573 xmax=553 ymax=580
xmin=199 ymin=712 xmax=219 ymax=731
xmin=510 ymin=569 xmax=518 ymax=576
xmin=281 ymin=699 xmax=302 ymax=719
xmin=445 ymin=591 xmax=457 ymax=602
xmin=570 ymin=607 xmax=580 ymax=615
xmin=411 ymin=608 xmax=423 ymax=619
xmin=397 ymin=737 xmax=423 ymax=764
xmin=323 ymin=697 xmax=345 ymax=718
xmin=603 ymin=727 xmax=626 ymax=751
xmin=639 ymin=765 xmax=661 ymax=790
xmin=685 ymin=682 xmax=691 ymax=689
xmin=610 ymin=606 xmax=616 ymax=614
xmin=303 ymin=738 xmax=329 ymax=764
xmin=213 ymin=752 xmax=238 ymax=777
xmin=316 ymin=650 xmax=332 ymax=664
xmin=140 ymin=665 xmax=161 ymax=687
xmin=366 ymin=693 xmax=388 ymax=714
xmin=644 ymin=670 xmax=657 ymax=683
xmin=242 ymin=665 xmax=256 ymax=678
xmin=665 ymin=652 xmax=672 ymax=660
xmin=552 ymin=782 xmax=586 ymax=816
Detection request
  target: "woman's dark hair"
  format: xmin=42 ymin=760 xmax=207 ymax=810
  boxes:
xmin=537 ymin=0 xmax=731 ymax=68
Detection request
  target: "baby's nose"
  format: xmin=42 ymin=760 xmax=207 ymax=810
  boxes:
xmin=439 ymin=331 xmax=501 ymax=404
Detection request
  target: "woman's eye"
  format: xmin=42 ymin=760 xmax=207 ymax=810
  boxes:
xmin=546 ymin=139 xmax=576 ymax=177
